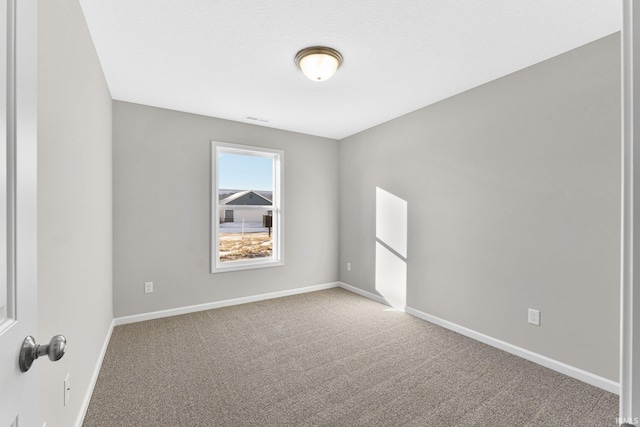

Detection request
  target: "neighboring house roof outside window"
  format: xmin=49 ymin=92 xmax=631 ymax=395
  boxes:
xmin=219 ymin=190 xmax=272 ymax=206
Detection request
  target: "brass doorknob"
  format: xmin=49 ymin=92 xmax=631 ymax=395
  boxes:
xmin=19 ymin=334 xmax=66 ymax=372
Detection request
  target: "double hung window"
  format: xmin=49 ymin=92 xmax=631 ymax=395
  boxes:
xmin=212 ymin=142 xmax=283 ymax=272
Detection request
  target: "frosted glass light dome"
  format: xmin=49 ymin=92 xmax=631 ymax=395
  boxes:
xmin=295 ymin=47 xmax=343 ymax=82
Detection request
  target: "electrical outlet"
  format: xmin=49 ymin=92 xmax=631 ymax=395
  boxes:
xmin=144 ymin=281 xmax=153 ymax=294
xmin=64 ymin=374 xmax=70 ymax=407
xmin=347 ymin=262 xmax=351 ymax=272
xmin=528 ymin=308 xmax=540 ymax=326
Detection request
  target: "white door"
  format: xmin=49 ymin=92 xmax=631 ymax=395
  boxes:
xmin=0 ymin=0 xmax=38 ymax=426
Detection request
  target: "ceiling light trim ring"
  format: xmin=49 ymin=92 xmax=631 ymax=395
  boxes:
xmin=294 ymin=46 xmax=343 ymax=68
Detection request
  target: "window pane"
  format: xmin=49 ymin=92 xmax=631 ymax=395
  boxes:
xmin=219 ymin=208 xmax=274 ymax=263
xmin=218 ymin=152 xmax=273 ymax=194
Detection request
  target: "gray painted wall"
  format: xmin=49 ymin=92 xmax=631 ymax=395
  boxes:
xmin=113 ymin=101 xmax=339 ymax=317
xmin=38 ymin=0 xmax=113 ymax=425
xmin=339 ymin=34 xmax=621 ymax=381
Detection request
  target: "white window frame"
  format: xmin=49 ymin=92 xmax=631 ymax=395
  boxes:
xmin=211 ymin=141 xmax=284 ymax=273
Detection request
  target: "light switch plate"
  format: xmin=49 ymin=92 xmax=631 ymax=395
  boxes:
xmin=64 ymin=373 xmax=70 ymax=407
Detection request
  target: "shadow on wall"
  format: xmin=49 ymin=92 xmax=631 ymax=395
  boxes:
xmin=375 ymin=187 xmax=407 ymax=309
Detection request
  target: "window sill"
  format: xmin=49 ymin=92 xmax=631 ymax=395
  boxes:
xmin=211 ymin=259 xmax=284 ymax=274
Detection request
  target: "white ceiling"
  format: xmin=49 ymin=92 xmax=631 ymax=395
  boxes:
xmin=78 ymin=0 xmax=621 ymax=140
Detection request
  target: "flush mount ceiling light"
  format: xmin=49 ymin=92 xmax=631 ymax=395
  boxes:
xmin=295 ymin=46 xmax=343 ymax=82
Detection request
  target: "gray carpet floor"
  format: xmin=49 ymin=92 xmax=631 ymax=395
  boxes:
xmin=83 ymin=288 xmax=618 ymax=426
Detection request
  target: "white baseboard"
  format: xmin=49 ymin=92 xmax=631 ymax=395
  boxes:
xmin=335 ymin=282 xmax=619 ymax=395
xmin=404 ymin=306 xmax=620 ymax=395
xmin=337 ymin=281 xmax=390 ymax=306
xmin=114 ymin=282 xmax=340 ymax=326
xmin=75 ymin=318 xmax=115 ymax=427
